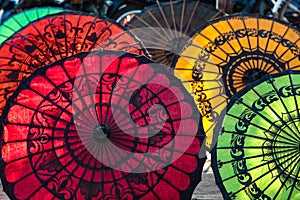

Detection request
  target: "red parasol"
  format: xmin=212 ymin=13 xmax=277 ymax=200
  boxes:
xmin=0 ymin=11 xmax=146 ymax=116
xmin=0 ymin=50 xmax=205 ymax=199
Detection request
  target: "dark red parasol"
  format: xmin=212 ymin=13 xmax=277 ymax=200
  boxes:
xmin=0 ymin=50 xmax=205 ymax=199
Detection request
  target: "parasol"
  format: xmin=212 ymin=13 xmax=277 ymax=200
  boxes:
xmin=127 ymin=0 xmax=223 ymax=67
xmin=174 ymin=14 xmax=300 ymax=150
xmin=0 ymin=11 xmax=146 ymax=116
xmin=211 ymin=70 xmax=300 ymax=200
xmin=0 ymin=7 xmax=63 ymax=45
xmin=0 ymin=50 xmax=205 ymax=199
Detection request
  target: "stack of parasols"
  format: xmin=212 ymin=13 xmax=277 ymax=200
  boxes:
xmin=0 ymin=1 xmax=299 ymax=199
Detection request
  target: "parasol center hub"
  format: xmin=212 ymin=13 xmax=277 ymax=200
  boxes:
xmin=242 ymin=68 xmax=268 ymax=84
xmin=93 ymin=124 xmax=110 ymax=142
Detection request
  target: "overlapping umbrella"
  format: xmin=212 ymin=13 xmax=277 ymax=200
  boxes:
xmin=0 ymin=7 xmax=63 ymax=45
xmin=4 ymin=2 xmax=299 ymax=199
xmin=127 ymin=0 xmax=223 ymax=67
xmin=174 ymin=14 xmax=300 ymax=149
xmin=211 ymin=70 xmax=300 ymax=199
xmin=0 ymin=50 xmax=205 ymax=199
xmin=0 ymin=11 xmax=146 ymax=115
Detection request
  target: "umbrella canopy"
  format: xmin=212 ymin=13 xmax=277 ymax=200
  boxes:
xmin=0 ymin=7 xmax=63 ymax=45
xmin=0 ymin=50 xmax=205 ymax=199
xmin=174 ymin=14 xmax=300 ymax=149
xmin=0 ymin=11 xmax=146 ymax=116
xmin=127 ymin=0 xmax=223 ymax=67
xmin=211 ymin=70 xmax=300 ymax=200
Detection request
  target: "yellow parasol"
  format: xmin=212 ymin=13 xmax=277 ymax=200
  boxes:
xmin=174 ymin=14 xmax=300 ymax=150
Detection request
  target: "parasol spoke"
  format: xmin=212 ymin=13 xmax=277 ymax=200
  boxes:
xmin=102 ymin=60 xmax=124 ymax=126
xmin=240 ymin=16 xmax=257 ymax=66
xmin=77 ymin=62 xmax=98 ymax=125
xmin=63 ymin=13 xmax=69 ymax=57
xmin=45 ymin=16 xmax=64 ymax=59
xmin=179 ymin=0 xmax=186 ymax=34
xmin=169 ymin=0 xmax=177 ymax=38
xmin=183 ymin=0 xmax=199 ymax=35
xmin=69 ymin=13 xmax=83 ymax=56
xmin=257 ymin=18 xmax=275 ymax=73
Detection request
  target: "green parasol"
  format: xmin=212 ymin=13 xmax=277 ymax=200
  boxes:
xmin=0 ymin=7 xmax=63 ymax=45
xmin=212 ymin=70 xmax=300 ymax=199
